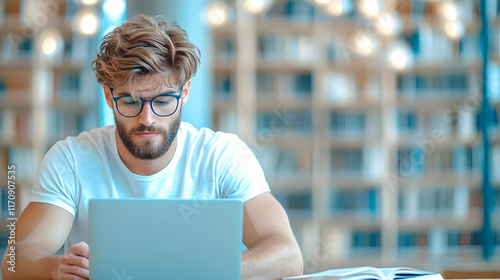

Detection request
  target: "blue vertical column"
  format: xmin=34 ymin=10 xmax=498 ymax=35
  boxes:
xmin=100 ymin=0 xmax=127 ymax=127
xmin=126 ymin=0 xmax=211 ymax=129
xmin=479 ymin=0 xmax=494 ymax=260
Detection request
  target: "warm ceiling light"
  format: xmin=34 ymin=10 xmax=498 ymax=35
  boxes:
xmin=327 ymin=0 xmax=352 ymax=16
xmin=375 ymin=11 xmax=402 ymax=36
xmin=80 ymin=12 xmax=99 ymax=35
xmin=243 ymin=0 xmax=273 ymax=14
xmin=205 ymin=2 xmax=228 ymax=26
xmin=103 ymin=0 xmax=126 ymax=19
xmin=42 ymin=37 xmax=57 ymax=55
xmin=358 ymin=0 xmax=381 ymax=19
xmin=39 ymin=29 xmax=63 ymax=58
xmin=439 ymin=1 xmax=459 ymax=21
xmin=387 ymin=41 xmax=414 ymax=71
xmin=444 ymin=21 xmax=465 ymax=40
xmin=81 ymin=0 xmax=99 ymax=5
xmin=351 ymin=31 xmax=376 ymax=56
xmin=72 ymin=10 xmax=99 ymax=36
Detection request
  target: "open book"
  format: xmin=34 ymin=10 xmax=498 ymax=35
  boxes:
xmin=283 ymin=266 xmax=444 ymax=280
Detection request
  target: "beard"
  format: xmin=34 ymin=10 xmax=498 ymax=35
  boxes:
xmin=115 ymin=106 xmax=182 ymax=160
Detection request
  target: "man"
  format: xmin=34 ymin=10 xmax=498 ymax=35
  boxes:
xmin=1 ymin=14 xmax=303 ymax=280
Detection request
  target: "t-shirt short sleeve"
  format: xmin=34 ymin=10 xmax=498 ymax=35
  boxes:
xmin=215 ymin=135 xmax=270 ymax=202
xmin=30 ymin=141 xmax=78 ymax=217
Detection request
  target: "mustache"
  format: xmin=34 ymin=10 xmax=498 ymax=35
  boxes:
xmin=130 ymin=124 xmax=164 ymax=134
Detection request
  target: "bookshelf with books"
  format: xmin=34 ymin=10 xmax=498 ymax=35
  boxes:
xmin=0 ymin=1 xmax=100 ymax=223
xmin=210 ymin=0 xmax=498 ymax=273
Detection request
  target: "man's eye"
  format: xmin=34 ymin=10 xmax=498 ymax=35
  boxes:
xmin=122 ymin=98 xmax=140 ymax=105
xmin=155 ymin=97 xmax=172 ymax=105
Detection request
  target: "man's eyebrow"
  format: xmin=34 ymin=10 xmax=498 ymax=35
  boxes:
xmin=113 ymin=91 xmax=132 ymax=97
xmin=114 ymin=89 xmax=180 ymax=97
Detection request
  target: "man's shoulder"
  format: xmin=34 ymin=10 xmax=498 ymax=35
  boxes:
xmin=52 ymin=126 xmax=115 ymax=153
xmin=180 ymin=122 xmax=238 ymax=144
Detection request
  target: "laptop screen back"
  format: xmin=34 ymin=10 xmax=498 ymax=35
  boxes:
xmin=89 ymin=199 xmax=243 ymax=279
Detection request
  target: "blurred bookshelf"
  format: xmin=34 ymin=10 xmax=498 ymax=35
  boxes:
xmin=209 ymin=0 xmax=500 ymax=273
xmin=0 ymin=0 xmax=99 ymax=230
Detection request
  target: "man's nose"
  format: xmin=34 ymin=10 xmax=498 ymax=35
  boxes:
xmin=137 ymin=102 xmax=156 ymax=126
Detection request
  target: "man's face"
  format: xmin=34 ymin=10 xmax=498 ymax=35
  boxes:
xmin=108 ymin=74 xmax=185 ymax=160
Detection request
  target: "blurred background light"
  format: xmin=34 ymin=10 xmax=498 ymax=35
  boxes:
xmin=326 ymin=0 xmax=352 ymax=16
xmin=444 ymin=20 xmax=465 ymax=40
xmin=351 ymin=30 xmax=377 ymax=56
xmin=375 ymin=11 xmax=402 ymax=37
xmin=103 ymin=0 xmax=126 ymax=20
xmin=358 ymin=0 xmax=382 ymax=19
xmin=204 ymin=1 xmax=229 ymax=26
xmin=80 ymin=12 xmax=99 ymax=35
xmin=439 ymin=1 xmax=459 ymax=22
xmin=243 ymin=0 xmax=274 ymax=14
xmin=39 ymin=29 xmax=63 ymax=57
xmin=81 ymin=0 xmax=99 ymax=5
xmin=314 ymin=0 xmax=331 ymax=5
xmin=386 ymin=40 xmax=414 ymax=71
xmin=42 ymin=37 xmax=57 ymax=55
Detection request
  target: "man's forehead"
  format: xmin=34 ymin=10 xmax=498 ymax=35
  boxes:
xmin=116 ymin=74 xmax=179 ymax=95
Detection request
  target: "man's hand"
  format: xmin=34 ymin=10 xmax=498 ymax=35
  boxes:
xmin=241 ymin=192 xmax=303 ymax=279
xmin=56 ymin=242 xmax=90 ymax=280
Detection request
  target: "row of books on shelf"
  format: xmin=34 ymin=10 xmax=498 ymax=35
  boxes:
xmin=214 ymin=109 xmax=477 ymax=138
xmin=0 ymin=110 xmax=30 ymax=143
xmin=326 ymin=73 xmax=381 ymax=104
xmin=330 ymin=111 xmax=368 ymax=136
xmin=216 ymin=23 xmax=478 ymax=67
xmin=0 ymin=0 xmax=84 ymax=28
xmin=273 ymin=187 xmax=480 ymax=218
xmin=214 ymin=73 xmax=316 ymax=100
xmin=0 ymin=71 xmax=84 ymax=103
xmin=397 ymin=146 xmax=481 ymax=176
xmin=353 ymin=229 xmax=489 ymax=251
xmin=3 ymin=147 xmax=34 ymax=181
xmin=257 ymin=110 xmax=313 ymax=134
xmin=333 ymin=112 xmax=474 ymax=139
xmin=0 ymin=33 xmax=90 ymax=64
xmin=397 ymin=110 xmax=476 ymax=138
xmin=255 ymin=146 xmax=311 ymax=177
xmin=254 ymin=29 xmax=478 ymax=65
xmin=239 ymin=137 xmax=484 ymax=177
xmin=320 ymin=228 xmax=494 ymax=253
xmin=258 ymin=34 xmax=316 ymax=63
xmin=329 ymin=146 xmax=480 ymax=177
xmin=397 ymin=72 xmax=473 ymax=96
xmin=214 ymin=72 xmax=477 ymax=104
xmin=0 ymin=110 xmax=87 ymax=144
xmin=262 ymin=0 xmax=467 ymax=23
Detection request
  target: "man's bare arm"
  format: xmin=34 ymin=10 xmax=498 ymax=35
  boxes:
xmin=241 ymin=192 xmax=303 ymax=280
xmin=0 ymin=202 xmax=83 ymax=280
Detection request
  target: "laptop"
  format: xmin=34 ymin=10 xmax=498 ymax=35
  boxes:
xmin=89 ymin=198 xmax=243 ymax=279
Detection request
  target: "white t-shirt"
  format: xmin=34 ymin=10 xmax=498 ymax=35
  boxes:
xmin=30 ymin=122 xmax=270 ymax=251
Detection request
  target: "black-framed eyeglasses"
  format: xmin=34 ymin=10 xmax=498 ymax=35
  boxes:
xmin=110 ymin=85 xmax=183 ymax=118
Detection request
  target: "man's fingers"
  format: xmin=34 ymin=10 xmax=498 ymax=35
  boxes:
xmin=59 ymin=265 xmax=90 ymax=279
xmin=61 ymin=254 xmax=89 ymax=268
xmin=58 ymin=241 xmax=91 ymax=280
xmin=59 ymin=273 xmax=89 ymax=280
xmin=70 ymin=242 xmax=90 ymax=258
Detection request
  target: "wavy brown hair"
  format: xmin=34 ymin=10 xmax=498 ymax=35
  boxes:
xmin=92 ymin=14 xmax=200 ymax=95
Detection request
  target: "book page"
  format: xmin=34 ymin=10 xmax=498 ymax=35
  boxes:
xmin=283 ymin=267 xmax=443 ymax=280
xmin=283 ymin=266 xmax=383 ymax=280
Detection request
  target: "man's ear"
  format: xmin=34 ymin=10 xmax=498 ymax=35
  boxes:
xmin=181 ymin=80 xmax=191 ymax=106
xmin=103 ymin=85 xmax=114 ymax=109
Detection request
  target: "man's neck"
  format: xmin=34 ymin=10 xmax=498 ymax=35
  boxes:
xmin=115 ymin=130 xmax=178 ymax=176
